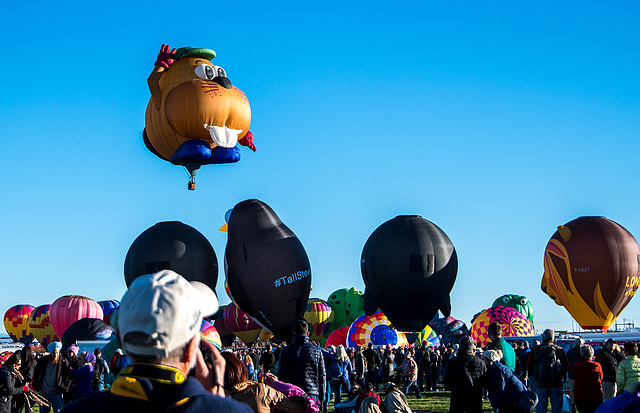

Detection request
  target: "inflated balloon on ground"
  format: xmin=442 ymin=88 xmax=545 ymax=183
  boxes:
xmin=4 ymin=305 xmax=35 ymax=344
xmin=542 ymin=216 xmax=640 ymax=331
xmin=470 ymin=306 xmax=535 ymax=347
xmin=49 ymin=296 xmax=103 ymax=338
xmin=347 ymin=311 xmax=407 ymax=348
xmin=492 ymin=294 xmax=534 ymax=325
xmin=361 ymin=215 xmax=458 ymax=332
xmin=327 ymin=288 xmax=364 ymax=330
xmin=61 ymin=318 xmax=115 ymax=351
xmin=98 ymin=300 xmax=120 ymax=326
xmin=303 ymin=299 xmax=334 ymax=342
xmin=223 ymin=303 xmax=261 ymax=346
xmin=29 ymin=304 xmax=58 ymax=347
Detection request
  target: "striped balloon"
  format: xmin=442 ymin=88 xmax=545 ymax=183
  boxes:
xmin=347 ymin=311 xmax=405 ymax=348
xmin=200 ymin=319 xmax=222 ymax=350
xmin=223 ymin=303 xmax=261 ymax=346
xmin=303 ymin=299 xmax=334 ymax=342
xmin=98 ymin=300 xmax=120 ymax=325
xmin=4 ymin=305 xmax=35 ymax=344
xmin=50 ymin=295 xmax=103 ymax=337
xmin=414 ymin=325 xmax=440 ymax=347
xmin=29 ymin=304 xmax=59 ymax=347
xmin=470 ymin=306 xmax=535 ymax=347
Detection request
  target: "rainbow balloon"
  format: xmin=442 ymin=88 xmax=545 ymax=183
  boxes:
xmin=303 ymin=299 xmax=334 ymax=342
xmin=200 ymin=319 xmax=222 ymax=350
xmin=98 ymin=300 xmax=120 ymax=326
xmin=414 ymin=325 xmax=440 ymax=347
xmin=29 ymin=304 xmax=59 ymax=347
xmin=347 ymin=311 xmax=406 ymax=348
xmin=4 ymin=305 xmax=35 ymax=344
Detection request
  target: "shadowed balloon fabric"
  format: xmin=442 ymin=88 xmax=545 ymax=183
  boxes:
xmin=225 ymin=199 xmax=311 ymax=339
xmin=542 ymin=216 xmax=640 ymax=331
xmin=124 ymin=221 xmax=218 ymax=293
xmin=361 ymin=215 xmax=458 ymax=332
xmin=60 ymin=318 xmax=115 ymax=351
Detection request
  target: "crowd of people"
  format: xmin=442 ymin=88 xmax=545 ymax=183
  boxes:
xmin=1 ymin=270 xmax=640 ymax=413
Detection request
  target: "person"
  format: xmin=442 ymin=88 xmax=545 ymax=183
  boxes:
xmin=327 ymin=345 xmax=352 ymax=404
xmin=444 ymin=336 xmax=486 ymax=413
xmin=354 ymin=382 xmax=381 ymax=413
xmin=595 ymin=338 xmax=620 ymax=400
xmin=0 ymin=354 xmax=28 ymax=413
xmin=60 ymin=269 xmax=252 ymax=413
xmin=481 ymin=350 xmax=530 ymax=413
xmin=70 ymin=352 xmax=94 ymax=400
xmin=571 ymin=345 xmax=603 ymax=413
xmin=429 ymin=347 xmax=441 ymax=391
xmin=399 ymin=348 xmax=421 ymax=398
xmin=527 ymin=329 xmax=569 ymax=413
xmin=566 ymin=337 xmax=585 ymax=413
xmin=382 ymin=382 xmax=412 ymax=413
xmin=354 ymin=345 xmax=366 ymax=387
xmin=415 ymin=341 xmax=431 ymax=392
xmin=616 ymin=341 xmax=640 ymax=395
xmin=243 ymin=354 xmax=256 ymax=382
xmin=381 ymin=348 xmax=395 ymax=385
xmin=92 ymin=348 xmax=110 ymax=392
xmin=220 ymin=352 xmax=305 ymax=413
xmin=15 ymin=345 xmax=37 ymax=413
xmin=259 ymin=344 xmax=276 ymax=374
xmin=33 ymin=342 xmax=73 ymax=413
xmin=277 ymin=319 xmax=326 ymax=404
xmin=363 ymin=342 xmax=381 ymax=391
xmin=486 ymin=322 xmax=516 ymax=371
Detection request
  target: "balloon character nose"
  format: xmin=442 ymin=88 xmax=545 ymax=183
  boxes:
xmin=213 ymin=76 xmax=232 ymax=89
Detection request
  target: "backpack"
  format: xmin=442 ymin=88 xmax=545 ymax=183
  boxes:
xmin=534 ymin=345 xmax=558 ymax=382
xmin=330 ymin=358 xmax=345 ymax=380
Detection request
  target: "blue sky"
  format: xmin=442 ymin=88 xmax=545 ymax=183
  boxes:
xmin=2 ymin=2 xmax=640 ymax=336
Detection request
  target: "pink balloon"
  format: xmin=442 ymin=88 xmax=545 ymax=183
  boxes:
xmin=49 ymin=295 xmax=103 ymax=337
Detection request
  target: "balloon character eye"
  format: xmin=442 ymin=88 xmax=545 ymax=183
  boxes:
xmin=502 ymin=297 xmax=510 ymax=304
xmin=195 ymin=64 xmax=216 ymax=80
xmin=520 ymin=298 xmax=528 ymax=305
xmin=214 ymin=66 xmax=227 ymax=78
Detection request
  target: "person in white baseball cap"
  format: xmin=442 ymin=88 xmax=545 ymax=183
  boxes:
xmin=62 ymin=270 xmax=252 ymax=413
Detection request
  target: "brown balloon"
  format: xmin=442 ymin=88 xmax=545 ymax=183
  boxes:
xmin=542 ymin=216 xmax=640 ymax=331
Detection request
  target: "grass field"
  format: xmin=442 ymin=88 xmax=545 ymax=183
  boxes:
xmin=328 ymin=390 xmax=494 ymax=412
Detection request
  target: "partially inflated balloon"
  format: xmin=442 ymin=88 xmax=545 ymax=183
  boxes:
xmin=347 ymin=311 xmax=405 ymax=348
xmin=542 ymin=216 xmax=640 ymax=331
xmin=224 ymin=199 xmax=311 ymax=338
xmin=49 ymin=296 xmax=103 ymax=338
xmin=470 ymin=307 xmax=535 ymax=347
xmin=325 ymin=326 xmax=349 ymax=349
xmin=223 ymin=303 xmax=261 ymax=346
xmin=414 ymin=326 xmax=440 ymax=347
xmin=492 ymin=295 xmax=534 ymax=326
xmin=29 ymin=304 xmax=58 ymax=347
xmin=124 ymin=221 xmax=218 ymax=292
xmin=61 ymin=318 xmax=115 ymax=351
xmin=98 ymin=300 xmax=120 ymax=326
xmin=4 ymin=305 xmax=35 ymax=344
xmin=429 ymin=316 xmax=469 ymax=345
xmin=327 ymin=288 xmax=364 ymax=330
xmin=200 ymin=319 xmax=222 ymax=350
xmin=361 ymin=216 xmax=458 ymax=332
xmin=303 ymin=299 xmax=334 ymax=342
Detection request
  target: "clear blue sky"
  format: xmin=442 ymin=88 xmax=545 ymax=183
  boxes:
xmin=2 ymin=2 xmax=639 ymax=336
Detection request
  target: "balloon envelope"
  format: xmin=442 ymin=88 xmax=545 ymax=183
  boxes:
xmin=124 ymin=221 xmax=219 ymax=292
xmin=361 ymin=215 xmax=458 ymax=332
xmin=303 ymin=299 xmax=334 ymax=342
xmin=29 ymin=304 xmax=58 ymax=347
xmin=225 ymin=199 xmax=311 ymax=339
xmin=325 ymin=326 xmax=349 ymax=349
xmin=200 ymin=319 xmax=222 ymax=350
xmin=50 ymin=296 xmax=103 ymax=338
xmin=470 ymin=306 xmax=535 ymax=347
xmin=492 ymin=294 xmax=534 ymax=326
xmin=4 ymin=305 xmax=35 ymax=344
xmin=97 ymin=300 xmax=120 ymax=326
xmin=223 ymin=303 xmax=261 ymax=346
xmin=542 ymin=216 xmax=640 ymax=331
xmin=347 ymin=311 xmax=406 ymax=348
xmin=212 ymin=306 xmax=236 ymax=347
xmin=60 ymin=318 xmax=116 ymax=351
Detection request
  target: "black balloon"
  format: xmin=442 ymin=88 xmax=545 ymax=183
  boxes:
xmin=124 ymin=221 xmax=218 ymax=292
xmin=225 ymin=199 xmax=311 ymax=339
xmin=361 ymin=215 xmax=458 ymax=332
xmin=61 ymin=318 xmax=115 ymax=351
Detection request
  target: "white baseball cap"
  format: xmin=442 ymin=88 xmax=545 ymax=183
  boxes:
xmin=118 ymin=270 xmax=219 ymax=357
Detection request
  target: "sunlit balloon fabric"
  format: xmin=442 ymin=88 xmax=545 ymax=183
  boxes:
xmin=415 ymin=325 xmax=440 ymax=347
xmin=49 ymin=295 xmax=103 ymax=338
xmin=303 ymin=299 xmax=334 ymax=342
xmin=98 ymin=300 xmax=120 ymax=326
xmin=4 ymin=305 xmax=35 ymax=344
xmin=347 ymin=311 xmax=407 ymax=348
xmin=325 ymin=326 xmax=349 ymax=349
xmin=0 ymin=352 xmax=12 ymax=365
xmin=200 ymin=319 xmax=222 ymax=350
xmin=361 ymin=215 xmax=458 ymax=332
xmin=492 ymin=294 xmax=534 ymax=326
xmin=542 ymin=216 xmax=640 ymax=331
xmin=223 ymin=303 xmax=261 ymax=345
xmin=29 ymin=304 xmax=58 ymax=347
xmin=470 ymin=306 xmax=534 ymax=347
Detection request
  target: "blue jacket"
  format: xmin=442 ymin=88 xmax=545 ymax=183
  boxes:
xmin=486 ymin=361 xmax=526 ymax=410
xmin=61 ymin=363 xmax=252 ymax=413
xmin=278 ymin=335 xmax=326 ymax=399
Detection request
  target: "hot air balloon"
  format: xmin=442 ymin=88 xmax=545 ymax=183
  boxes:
xmin=327 ymin=288 xmax=364 ymax=331
xmin=325 ymin=326 xmax=349 ymax=349
xmin=4 ymin=305 xmax=35 ymax=344
xmin=212 ymin=305 xmax=236 ymax=347
xmin=223 ymin=303 xmax=261 ymax=346
xmin=143 ymin=45 xmax=255 ymax=190
xmin=109 ymin=308 xmax=120 ymax=330
xmin=49 ymin=296 xmax=103 ymax=338
xmin=97 ymin=300 xmax=120 ymax=325
xmin=414 ymin=325 xmax=440 ymax=347
xmin=470 ymin=307 xmax=535 ymax=347
xmin=361 ymin=215 xmax=458 ymax=332
xmin=29 ymin=304 xmax=58 ymax=347
xmin=429 ymin=316 xmax=469 ymax=345
xmin=60 ymin=318 xmax=116 ymax=351
xmin=303 ymin=299 xmax=334 ymax=342
xmin=200 ymin=319 xmax=222 ymax=350
xmin=0 ymin=352 xmax=13 ymax=365
xmin=124 ymin=221 xmax=218 ymax=292
xmin=347 ymin=311 xmax=407 ymax=348
xmin=224 ymin=199 xmax=311 ymax=339
xmin=492 ymin=294 xmax=534 ymax=326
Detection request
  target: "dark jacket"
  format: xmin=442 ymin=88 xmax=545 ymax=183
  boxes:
xmin=444 ymin=351 xmax=486 ymax=412
xmin=595 ymin=349 xmax=619 ymax=383
xmin=278 ymin=335 xmax=326 ymax=400
xmin=526 ymin=342 xmax=569 ymax=388
xmin=0 ymin=367 xmax=24 ymax=413
xmin=259 ymin=351 xmax=276 ymax=373
xmin=33 ymin=355 xmax=72 ymax=395
xmin=485 ymin=361 xmax=527 ymax=411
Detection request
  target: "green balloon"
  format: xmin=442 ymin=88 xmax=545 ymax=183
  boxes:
xmin=492 ymin=294 xmax=534 ymax=325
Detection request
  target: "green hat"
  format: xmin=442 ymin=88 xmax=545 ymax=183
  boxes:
xmin=174 ymin=47 xmax=216 ymax=61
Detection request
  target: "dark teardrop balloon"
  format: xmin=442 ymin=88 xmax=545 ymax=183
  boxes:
xmin=225 ymin=199 xmax=311 ymax=339
xmin=124 ymin=221 xmax=218 ymax=292
xmin=61 ymin=318 xmax=115 ymax=351
xmin=361 ymin=215 xmax=458 ymax=332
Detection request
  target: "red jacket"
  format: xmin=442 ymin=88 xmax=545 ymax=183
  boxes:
xmin=355 ymin=390 xmax=381 ymax=411
xmin=571 ymin=359 xmax=603 ymax=400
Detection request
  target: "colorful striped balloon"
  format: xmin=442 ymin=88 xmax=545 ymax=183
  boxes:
xmin=4 ymin=305 xmax=35 ymax=344
xmin=303 ymin=299 xmax=334 ymax=342
xmin=223 ymin=303 xmax=261 ymax=346
xmin=347 ymin=311 xmax=404 ymax=348
xmin=414 ymin=325 xmax=440 ymax=347
xmin=50 ymin=295 xmax=103 ymax=338
xmin=29 ymin=304 xmax=59 ymax=347
xmin=470 ymin=306 xmax=535 ymax=347
xmin=200 ymin=319 xmax=222 ymax=350
xmin=98 ymin=300 xmax=120 ymax=325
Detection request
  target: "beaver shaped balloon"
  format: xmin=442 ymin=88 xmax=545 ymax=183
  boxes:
xmin=144 ymin=44 xmax=256 ymax=189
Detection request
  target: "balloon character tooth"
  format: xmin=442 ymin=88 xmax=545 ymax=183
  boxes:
xmin=144 ymin=44 xmax=255 ymax=190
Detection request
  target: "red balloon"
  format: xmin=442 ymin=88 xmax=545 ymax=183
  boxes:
xmin=49 ymin=295 xmax=103 ymax=338
xmin=325 ymin=326 xmax=349 ymax=349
